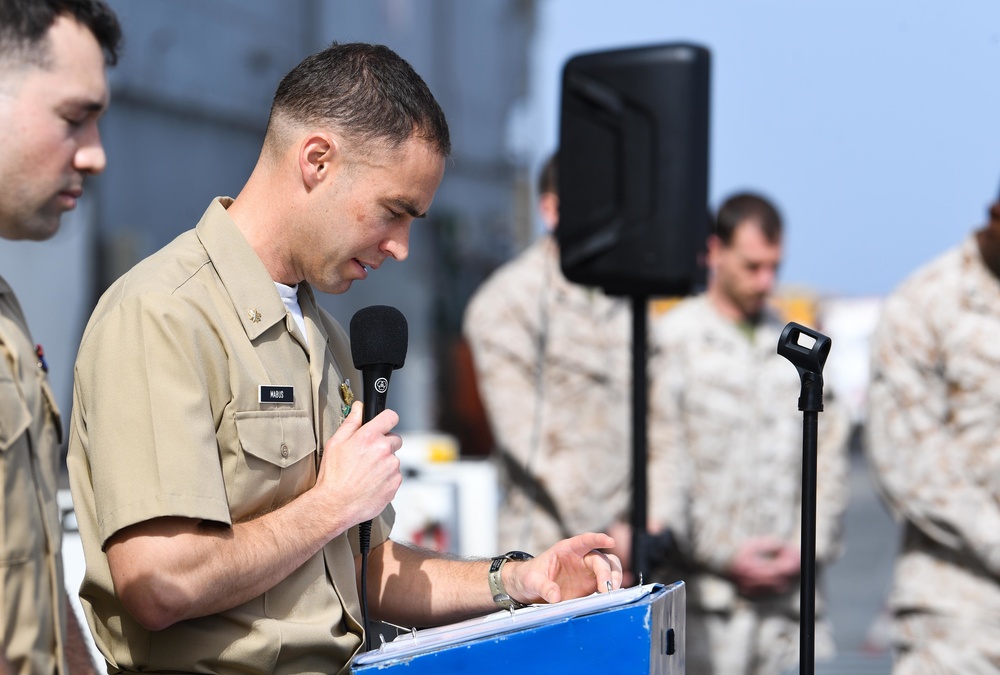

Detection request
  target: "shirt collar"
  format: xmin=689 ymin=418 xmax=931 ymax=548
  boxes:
xmin=195 ymin=196 xmax=288 ymax=341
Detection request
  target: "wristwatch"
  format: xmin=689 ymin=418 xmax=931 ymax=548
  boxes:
xmin=488 ymin=550 xmax=534 ymax=610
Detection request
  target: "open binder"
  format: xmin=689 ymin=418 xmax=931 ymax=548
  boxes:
xmin=352 ymin=581 xmax=685 ymax=674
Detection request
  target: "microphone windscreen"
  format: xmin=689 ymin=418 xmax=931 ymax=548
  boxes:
xmin=350 ymin=305 xmax=408 ymax=369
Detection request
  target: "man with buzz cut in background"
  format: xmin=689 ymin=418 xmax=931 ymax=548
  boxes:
xmin=648 ymin=192 xmax=851 ymax=675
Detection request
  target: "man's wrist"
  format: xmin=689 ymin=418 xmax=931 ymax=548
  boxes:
xmin=488 ymin=551 xmax=534 ymax=610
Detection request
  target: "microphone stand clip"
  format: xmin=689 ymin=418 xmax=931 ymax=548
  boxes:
xmin=777 ymin=321 xmax=831 ymax=675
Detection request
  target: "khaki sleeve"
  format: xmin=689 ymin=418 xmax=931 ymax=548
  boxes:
xmin=76 ymin=293 xmax=232 ymax=546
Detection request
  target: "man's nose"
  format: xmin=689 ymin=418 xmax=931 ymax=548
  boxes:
xmin=381 ymin=222 xmax=411 ymax=262
xmin=74 ymin=123 xmax=107 ymax=175
xmin=757 ymin=266 xmax=778 ymax=292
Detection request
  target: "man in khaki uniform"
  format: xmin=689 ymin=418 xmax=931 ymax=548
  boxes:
xmin=463 ymin=154 xmax=634 ymax=557
xmin=867 ymin=197 xmax=1000 ymax=673
xmin=0 ymin=1 xmax=121 ymax=673
xmin=68 ymin=43 xmax=622 ymax=674
xmin=649 ymin=193 xmax=850 ymax=675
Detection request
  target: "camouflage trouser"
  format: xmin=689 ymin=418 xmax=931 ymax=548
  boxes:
xmin=893 ymin=611 xmax=1000 ymax=675
xmin=685 ymin=605 xmax=834 ymax=675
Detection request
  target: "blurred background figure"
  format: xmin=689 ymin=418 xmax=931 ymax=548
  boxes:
xmin=867 ymin=194 xmax=1000 ymax=674
xmin=463 ymin=152 xmax=634 ymax=558
xmin=0 ymin=0 xmax=121 ymax=672
xmin=648 ymin=192 xmax=852 ymax=675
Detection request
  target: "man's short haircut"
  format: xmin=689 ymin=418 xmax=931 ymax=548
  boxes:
xmin=0 ymin=0 xmax=122 ymax=67
xmin=537 ymin=152 xmax=558 ymax=197
xmin=715 ymin=192 xmax=783 ymax=245
xmin=267 ymin=42 xmax=451 ymax=158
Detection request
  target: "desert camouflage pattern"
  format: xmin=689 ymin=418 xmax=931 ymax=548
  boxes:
xmin=892 ymin=612 xmax=1000 ymax=674
xmin=867 ymin=235 xmax=1000 ymax=671
xmin=649 ymin=294 xmax=851 ymax=674
xmin=463 ymin=235 xmax=633 ymax=554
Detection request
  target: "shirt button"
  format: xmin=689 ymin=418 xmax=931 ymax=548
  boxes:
xmin=280 ymin=443 xmax=289 ymax=459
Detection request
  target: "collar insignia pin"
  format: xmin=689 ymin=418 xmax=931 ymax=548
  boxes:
xmin=248 ymin=308 xmax=261 ymax=323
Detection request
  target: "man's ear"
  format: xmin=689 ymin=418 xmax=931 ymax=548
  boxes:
xmin=705 ymin=233 xmax=724 ymax=269
xmin=538 ymin=193 xmax=559 ymax=232
xmin=299 ymin=133 xmax=338 ymax=189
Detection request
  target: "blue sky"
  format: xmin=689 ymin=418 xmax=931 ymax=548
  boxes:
xmin=516 ymin=0 xmax=1000 ymax=297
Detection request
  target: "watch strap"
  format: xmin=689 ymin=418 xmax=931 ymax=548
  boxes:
xmin=488 ymin=551 xmax=534 ymax=610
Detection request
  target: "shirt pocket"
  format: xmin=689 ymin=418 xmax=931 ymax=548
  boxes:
xmin=231 ymin=410 xmax=317 ymax=519
xmin=0 ymin=371 xmax=30 ymax=452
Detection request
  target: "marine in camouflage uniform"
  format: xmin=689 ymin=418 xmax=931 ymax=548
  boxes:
xmin=648 ymin=193 xmax=851 ymax=675
xmin=463 ymin=233 xmax=633 ymax=555
xmin=867 ymin=205 xmax=1000 ymax=673
xmin=650 ymin=295 xmax=850 ymax=675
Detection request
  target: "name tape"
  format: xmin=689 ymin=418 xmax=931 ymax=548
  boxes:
xmin=259 ymin=385 xmax=294 ymax=404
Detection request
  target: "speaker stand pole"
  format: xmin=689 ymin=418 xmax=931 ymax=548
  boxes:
xmin=629 ymin=294 xmax=650 ymax=584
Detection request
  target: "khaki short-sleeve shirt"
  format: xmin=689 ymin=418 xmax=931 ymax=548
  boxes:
xmin=0 ymin=277 xmax=67 ymax=674
xmin=68 ymin=198 xmax=393 ymax=674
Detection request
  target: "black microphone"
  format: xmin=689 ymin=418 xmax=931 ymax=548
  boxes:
xmin=350 ymin=305 xmax=408 ymax=425
xmin=349 ymin=305 xmax=407 ymax=652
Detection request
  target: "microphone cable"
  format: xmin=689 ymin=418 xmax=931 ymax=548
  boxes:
xmin=359 ymin=519 xmax=373 ymax=651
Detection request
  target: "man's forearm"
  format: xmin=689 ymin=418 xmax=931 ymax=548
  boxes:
xmin=107 ymin=488 xmax=354 ymax=631
xmin=360 ymin=540 xmax=493 ymax=627
xmin=361 ymin=533 xmax=622 ymax=629
xmin=106 ymin=403 xmax=401 ymax=631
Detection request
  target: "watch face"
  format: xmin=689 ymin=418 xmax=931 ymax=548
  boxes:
xmin=491 ymin=551 xmax=533 ymax=572
xmin=506 ymin=551 xmax=534 ymax=561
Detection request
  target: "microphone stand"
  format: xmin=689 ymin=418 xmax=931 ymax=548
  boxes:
xmin=777 ymin=322 xmax=831 ymax=675
xmin=629 ymin=294 xmax=650 ymax=583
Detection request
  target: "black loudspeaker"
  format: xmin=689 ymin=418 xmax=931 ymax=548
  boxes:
xmin=557 ymin=43 xmax=711 ymax=296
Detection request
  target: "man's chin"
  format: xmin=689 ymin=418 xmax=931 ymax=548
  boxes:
xmin=25 ymin=220 xmax=62 ymax=242
xmin=313 ymin=278 xmax=354 ymax=295
xmin=0 ymin=214 xmax=62 ymax=242
xmin=742 ymin=303 xmax=767 ymax=325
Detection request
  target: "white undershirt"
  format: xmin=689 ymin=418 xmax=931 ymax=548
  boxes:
xmin=275 ymin=282 xmax=308 ymax=346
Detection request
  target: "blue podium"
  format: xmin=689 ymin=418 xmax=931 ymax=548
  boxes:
xmin=352 ymin=582 xmax=685 ymax=674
